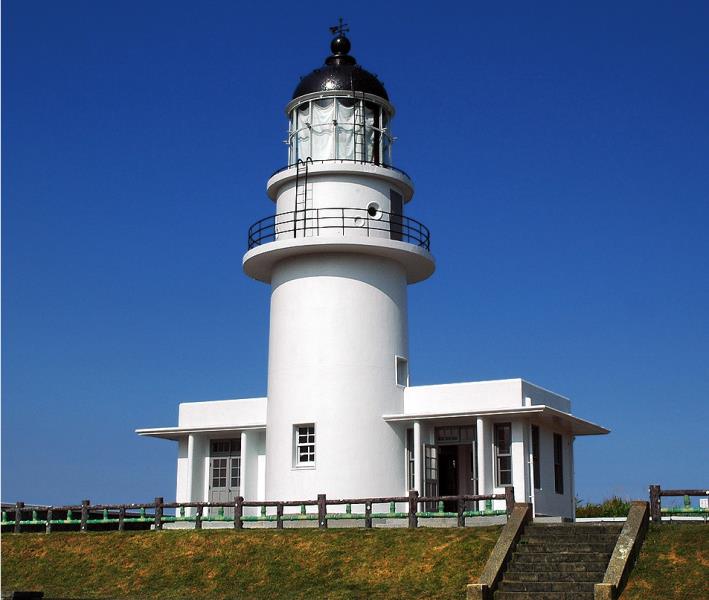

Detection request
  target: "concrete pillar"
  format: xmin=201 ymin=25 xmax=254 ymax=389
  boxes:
xmin=240 ymin=431 xmax=248 ymax=500
xmin=511 ymin=421 xmax=526 ymax=503
xmin=476 ymin=418 xmax=487 ymax=494
xmin=186 ymin=434 xmax=195 ymax=516
xmin=413 ymin=420 xmax=422 ymax=493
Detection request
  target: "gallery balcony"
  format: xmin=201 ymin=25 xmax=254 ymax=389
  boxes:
xmin=243 ymin=207 xmax=434 ymax=285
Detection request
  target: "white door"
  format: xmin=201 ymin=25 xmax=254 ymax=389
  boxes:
xmin=208 ymin=439 xmax=241 ymax=516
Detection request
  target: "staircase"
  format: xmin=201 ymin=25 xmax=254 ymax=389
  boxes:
xmin=494 ymin=523 xmax=622 ymax=600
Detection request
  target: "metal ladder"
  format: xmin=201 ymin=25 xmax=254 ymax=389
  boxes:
xmin=294 ymin=158 xmax=312 ymax=237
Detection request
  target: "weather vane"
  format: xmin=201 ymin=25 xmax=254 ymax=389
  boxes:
xmin=329 ymin=17 xmax=349 ymax=37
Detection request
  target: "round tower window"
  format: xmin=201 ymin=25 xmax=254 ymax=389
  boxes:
xmin=367 ymin=202 xmax=382 ymax=220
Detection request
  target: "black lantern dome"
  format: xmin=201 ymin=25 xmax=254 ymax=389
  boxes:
xmin=292 ymin=35 xmax=389 ymax=101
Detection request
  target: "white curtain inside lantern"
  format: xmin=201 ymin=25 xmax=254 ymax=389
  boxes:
xmin=291 ymin=97 xmax=389 ymax=164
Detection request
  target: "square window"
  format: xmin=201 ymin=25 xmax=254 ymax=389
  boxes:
xmin=294 ymin=424 xmax=315 ymax=467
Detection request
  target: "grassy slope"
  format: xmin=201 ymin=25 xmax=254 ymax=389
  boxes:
xmin=3 ymin=524 xmax=706 ymax=599
xmin=620 ymin=524 xmax=708 ymax=599
xmin=1 ymin=527 xmax=500 ymax=600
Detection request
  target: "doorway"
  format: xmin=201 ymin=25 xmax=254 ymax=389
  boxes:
xmin=435 ymin=425 xmax=478 ymax=512
xmin=208 ymin=438 xmax=241 ymax=516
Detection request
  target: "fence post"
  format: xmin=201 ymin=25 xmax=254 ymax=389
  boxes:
xmin=234 ymin=497 xmax=243 ymax=530
xmin=408 ymin=491 xmax=419 ymax=529
xmin=457 ymin=496 xmax=465 ymax=527
xmin=276 ymin=502 xmax=284 ymax=530
xmin=649 ymin=484 xmax=661 ymax=523
xmin=80 ymin=499 xmax=90 ymax=532
xmin=14 ymin=502 xmax=24 ymax=533
xmin=505 ymin=487 xmax=515 ymax=516
xmin=118 ymin=506 xmax=126 ymax=531
xmin=46 ymin=508 xmax=53 ymax=534
xmin=195 ymin=505 xmax=203 ymax=530
xmin=365 ymin=501 xmax=373 ymax=529
xmin=154 ymin=497 xmax=163 ymax=531
xmin=317 ymin=494 xmax=327 ymax=529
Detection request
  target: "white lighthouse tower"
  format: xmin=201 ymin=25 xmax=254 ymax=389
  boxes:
xmin=138 ymin=25 xmax=609 ymax=521
xmin=243 ymin=26 xmax=435 ymax=501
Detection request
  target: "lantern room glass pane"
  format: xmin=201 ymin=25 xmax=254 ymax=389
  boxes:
xmin=311 ymin=99 xmax=335 ymax=160
xmin=336 ymin=98 xmax=355 ymax=160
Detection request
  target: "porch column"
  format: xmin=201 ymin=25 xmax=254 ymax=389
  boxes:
xmin=240 ymin=431 xmax=248 ymax=500
xmin=413 ymin=420 xmax=422 ymax=493
xmin=186 ymin=434 xmax=195 ymax=516
xmin=476 ymin=418 xmax=487 ymax=494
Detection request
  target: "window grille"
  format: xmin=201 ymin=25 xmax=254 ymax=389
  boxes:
xmin=295 ymin=424 xmax=315 ymax=466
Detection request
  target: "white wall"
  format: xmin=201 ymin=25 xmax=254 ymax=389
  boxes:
xmin=522 ymin=381 xmax=571 ymax=413
xmin=405 ymin=380 xmax=524 ymax=415
xmin=265 ymin=253 xmax=409 ymax=501
xmin=189 ymin=434 xmax=209 ymax=503
xmin=175 ymin=437 xmax=189 ymax=502
xmin=178 ymin=398 xmax=266 ymax=428
xmin=532 ymin=428 xmax=574 ymax=518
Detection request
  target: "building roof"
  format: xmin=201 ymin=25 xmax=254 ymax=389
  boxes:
xmin=292 ymin=35 xmax=389 ymax=101
xmin=382 ymin=404 xmax=608 ymax=436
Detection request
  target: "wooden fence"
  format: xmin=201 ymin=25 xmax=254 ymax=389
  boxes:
xmin=648 ymin=485 xmax=709 ymax=522
xmin=1 ymin=488 xmax=515 ymax=533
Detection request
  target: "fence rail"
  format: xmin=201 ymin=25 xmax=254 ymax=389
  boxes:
xmin=1 ymin=489 xmax=514 ymax=533
xmin=648 ymin=485 xmax=709 ymax=522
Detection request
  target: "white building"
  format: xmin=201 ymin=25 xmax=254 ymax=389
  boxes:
xmin=137 ymin=31 xmax=607 ymax=519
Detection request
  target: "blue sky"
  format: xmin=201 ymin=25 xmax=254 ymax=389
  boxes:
xmin=3 ymin=1 xmax=708 ymax=505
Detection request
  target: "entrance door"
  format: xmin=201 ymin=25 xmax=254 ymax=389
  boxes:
xmin=439 ymin=445 xmax=458 ymax=512
xmin=209 ymin=439 xmax=241 ymax=516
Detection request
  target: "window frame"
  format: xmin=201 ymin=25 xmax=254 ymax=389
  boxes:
xmin=406 ymin=428 xmax=415 ymax=491
xmin=494 ymin=422 xmax=513 ymax=487
xmin=531 ymin=425 xmax=541 ymax=490
xmin=553 ymin=433 xmax=564 ymax=494
xmin=395 ymin=355 xmax=409 ymax=387
xmin=294 ymin=424 xmax=316 ymax=468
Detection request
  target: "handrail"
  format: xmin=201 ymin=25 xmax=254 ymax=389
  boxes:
xmin=2 ymin=490 xmax=512 ymax=533
xmin=246 ymin=207 xmax=430 ymax=251
xmin=270 ymin=159 xmax=412 ymax=181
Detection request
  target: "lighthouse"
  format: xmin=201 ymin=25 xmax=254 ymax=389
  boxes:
xmin=137 ymin=26 xmax=608 ymax=521
xmin=243 ymin=26 xmax=435 ymax=501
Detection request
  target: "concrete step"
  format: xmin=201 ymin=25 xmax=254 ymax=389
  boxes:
xmin=516 ymin=541 xmax=615 ymax=553
xmin=494 ymin=592 xmax=593 ymax=600
xmin=519 ymin=533 xmax=618 ymax=546
xmin=510 ymin=551 xmax=611 ymax=564
xmin=507 ymin=559 xmax=609 ymax=573
xmin=499 ymin=581 xmax=595 ymax=593
xmin=525 ymin=526 xmax=622 ymax=537
xmin=501 ymin=570 xmax=606 ymax=582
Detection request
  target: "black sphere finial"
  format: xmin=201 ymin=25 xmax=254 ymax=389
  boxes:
xmin=330 ymin=35 xmax=351 ymax=56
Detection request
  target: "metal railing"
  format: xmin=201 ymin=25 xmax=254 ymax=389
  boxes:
xmin=1 ymin=489 xmax=513 ymax=533
xmin=247 ymin=207 xmax=430 ymax=251
xmin=270 ymin=159 xmax=412 ymax=182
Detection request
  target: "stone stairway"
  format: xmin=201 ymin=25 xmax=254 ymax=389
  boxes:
xmin=494 ymin=523 xmax=622 ymax=600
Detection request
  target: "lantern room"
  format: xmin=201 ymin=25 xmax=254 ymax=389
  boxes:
xmin=285 ymin=33 xmax=394 ymax=166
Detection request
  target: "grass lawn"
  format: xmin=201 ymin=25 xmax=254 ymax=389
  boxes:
xmin=620 ymin=524 xmax=708 ymax=599
xmin=1 ymin=526 xmax=500 ymax=600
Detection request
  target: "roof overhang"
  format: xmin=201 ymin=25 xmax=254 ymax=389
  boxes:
xmin=382 ymin=405 xmax=609 ymax=436
xmin=135 ymin=423 xmax=266 ymax=441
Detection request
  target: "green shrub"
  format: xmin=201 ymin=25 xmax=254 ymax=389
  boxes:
xmin=575 ymin=496 xmax=631 ymax=517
